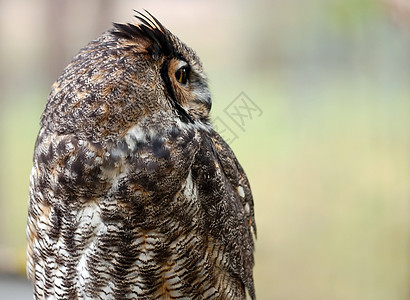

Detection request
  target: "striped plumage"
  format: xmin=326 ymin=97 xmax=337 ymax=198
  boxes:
xmin=27 ymin=12 xmax=256 ymax=299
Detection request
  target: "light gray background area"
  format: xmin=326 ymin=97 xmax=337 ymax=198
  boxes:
xmin=0 ymin=275 xmax=32 ymax=299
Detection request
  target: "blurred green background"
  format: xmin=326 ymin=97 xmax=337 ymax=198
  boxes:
xmin=0 ymin=0 xmax=409 ymax=299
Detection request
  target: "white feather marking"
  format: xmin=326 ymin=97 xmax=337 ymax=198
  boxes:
xmin=124 ymin=124 xmax=147 ymax=151
xmin=76 ymin=202 xmax=101 ymax=228
xmin=176 ymin=118 xmax=212 ymax=133
xmin=77 ymin=254 xmax=89 ymax=287
xmin=100 ymin=281 xmax=115 ymax=298
xmin=183 ymin=170 xmax=197 ymax=199
xmin=237 ymin=185 xmax=245 ymax=198
xmin=244 ymin=203 xmax=250 ymax=215
xmin=66 ymin=142 xmax=74 ymax=152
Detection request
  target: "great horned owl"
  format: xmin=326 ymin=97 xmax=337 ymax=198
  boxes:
xmin=27 ymin=11 xmax=256 ymax=299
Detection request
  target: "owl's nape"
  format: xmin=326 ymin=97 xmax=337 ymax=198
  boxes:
xmin=27 ymin=11 xmax=256 ymax=300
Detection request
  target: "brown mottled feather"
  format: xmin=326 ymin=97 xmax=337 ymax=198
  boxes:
xmin=27 ymin=12 xmax=256 ymax=299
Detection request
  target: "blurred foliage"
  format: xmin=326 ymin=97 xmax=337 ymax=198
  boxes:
xmin=326 ymin=0 xmax=383 ymax=31
xmin=0 ymin=0 xmax=409 ymax=299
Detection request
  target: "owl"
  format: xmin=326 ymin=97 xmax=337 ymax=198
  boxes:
xmin=27 ymin=11 xmax=256 ymax=299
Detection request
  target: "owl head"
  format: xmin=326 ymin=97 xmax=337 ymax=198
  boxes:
xmin=41 ymin=11 xmax=211 ymax=143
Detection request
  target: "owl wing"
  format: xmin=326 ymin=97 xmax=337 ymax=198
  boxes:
xmin=192 ymin=129 xmax=256 ymax=299
xmin=210 ymin=130 xmax=257 ymax=238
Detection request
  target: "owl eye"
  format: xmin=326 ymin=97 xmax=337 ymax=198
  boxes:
xmin=175 ymin=66 xmax=189 ymax=85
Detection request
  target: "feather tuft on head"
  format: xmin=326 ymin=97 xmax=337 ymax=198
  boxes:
xmin=112 ymin=10 xmax=176 ymax=57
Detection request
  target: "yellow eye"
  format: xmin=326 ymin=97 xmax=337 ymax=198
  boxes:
xmin=175 ymin=66 xmax=189 ymax=85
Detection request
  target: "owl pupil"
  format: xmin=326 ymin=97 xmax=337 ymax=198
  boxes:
xmin=175 ymin=67 xmax=188 ymax=84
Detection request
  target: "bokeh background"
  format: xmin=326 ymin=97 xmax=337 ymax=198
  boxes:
xmin=0 ymin=0 xmax=409 ymax=299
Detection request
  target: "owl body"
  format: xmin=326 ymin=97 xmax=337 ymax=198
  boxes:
xmin=27 ymin=13 xmax=255 ymax=299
